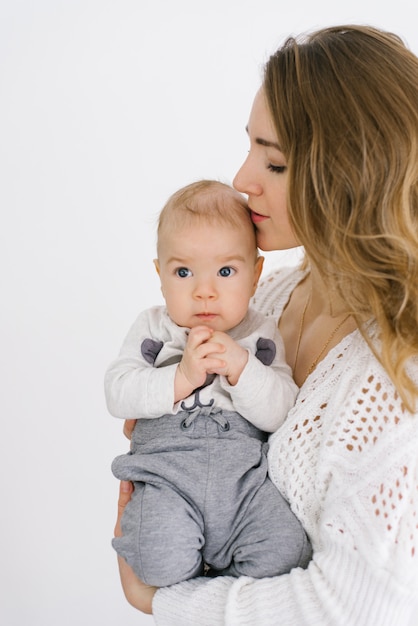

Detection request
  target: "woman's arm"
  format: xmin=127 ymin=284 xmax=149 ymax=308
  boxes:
xmin=150 ymin=365 xmax=418 ymax=625
xmin=114 ymin=419 xmax=418 ymax=624
xmin=114 ymin=481 xmax=158 ymax=614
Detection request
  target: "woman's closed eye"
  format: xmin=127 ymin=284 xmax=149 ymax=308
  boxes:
xmin=267 ymin=163 xmax=287 ymax=174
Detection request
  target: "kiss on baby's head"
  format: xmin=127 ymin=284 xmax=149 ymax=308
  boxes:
xmin=156 ymin=180 xmax=256 ymax=256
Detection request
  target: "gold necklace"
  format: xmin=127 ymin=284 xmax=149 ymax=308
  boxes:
xmin=293 ymin=289 xmax=351 ymax=381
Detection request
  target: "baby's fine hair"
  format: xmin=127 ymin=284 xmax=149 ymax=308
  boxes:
xmin=157 ymin=180 xmax=254 ymax=255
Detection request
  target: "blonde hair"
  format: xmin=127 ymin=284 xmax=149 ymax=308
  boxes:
xmin=157 ymin=179 xmax=256 ymax=256
xmin=264 ymin=25 xmax=418 ymax=410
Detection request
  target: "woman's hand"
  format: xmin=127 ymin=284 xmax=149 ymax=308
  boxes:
xmin=123 ymin=419 xmax=136 ymax=440
xmin=115 ymin=480 xmax=158 ymax=614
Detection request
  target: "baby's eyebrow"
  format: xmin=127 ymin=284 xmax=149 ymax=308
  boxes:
xmin=164 ymin=256 xmax=189 ymax=265
xmin=220 ymin=255 xmax=247 ymax=264
xmin=166 ymin=255 xmax=247 ymax=265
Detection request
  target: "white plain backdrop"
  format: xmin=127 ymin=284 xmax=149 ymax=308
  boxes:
xmin=1 ymin=1 xmax=416 ymax=624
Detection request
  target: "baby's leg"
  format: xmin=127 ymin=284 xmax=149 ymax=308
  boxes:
xmin=218 ymin=477 xmax=312 ymax=578
xmin=112 ymin=481 xmax=205 ymax=586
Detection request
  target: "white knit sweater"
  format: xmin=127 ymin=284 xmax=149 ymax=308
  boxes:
xmin=152 ymin=267 xmax=418 ymax=625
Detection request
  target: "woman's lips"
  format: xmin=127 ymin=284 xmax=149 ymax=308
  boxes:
xmin=250 ymin=210 xmax=269 ymax=224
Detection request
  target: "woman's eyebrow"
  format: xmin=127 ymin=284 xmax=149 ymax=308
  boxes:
xmin=245 ymin=125 xmax=282 ymax=151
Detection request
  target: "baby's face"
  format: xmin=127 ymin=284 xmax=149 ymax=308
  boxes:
xmin=155 ymin=222 xmax=263 ymax=331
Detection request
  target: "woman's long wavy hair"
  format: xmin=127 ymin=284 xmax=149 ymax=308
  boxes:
xmin=264 ymin=25 xmax=418 ymax=411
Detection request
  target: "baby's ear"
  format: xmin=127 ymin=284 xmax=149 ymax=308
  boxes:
xmin=252 ymin=256 xmax=264 ymax=292
xmin=154 ymin=259 xmax=165 ymax=296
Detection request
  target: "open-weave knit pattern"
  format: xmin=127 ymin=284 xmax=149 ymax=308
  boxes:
xmin=153 ymin=267 xmax=418 ymax=626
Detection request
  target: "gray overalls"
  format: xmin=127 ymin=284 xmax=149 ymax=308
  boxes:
xmin=112 ymin=392 xmax=312 ymax=586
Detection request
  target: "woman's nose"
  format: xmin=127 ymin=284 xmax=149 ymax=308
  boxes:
xmin=233 ymin=156 xmax=262 ymax=196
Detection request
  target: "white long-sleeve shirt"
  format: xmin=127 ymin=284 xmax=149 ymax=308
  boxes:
xmin=105 ymin=306 xmax=298 ymax=433
xmin=152 ymin=267 xmax=418 ymax=625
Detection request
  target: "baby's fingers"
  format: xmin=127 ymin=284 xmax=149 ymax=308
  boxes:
xmin=187 ymin=325 xmax=214 ymax=347
xmin=204 ymin=355 xmax=227 ymax=373
xmin=198 ymin=341 xmax=226 ymax=360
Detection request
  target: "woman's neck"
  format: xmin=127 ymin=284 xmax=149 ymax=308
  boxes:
xmin=279 ymin=264 xmax=357 ymax=386
xmin=306 ymin=264 xmax=350 ymax=318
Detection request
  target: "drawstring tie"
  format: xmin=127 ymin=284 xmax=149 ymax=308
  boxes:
xmin=181 ymin=407 xmax=230 ymax=431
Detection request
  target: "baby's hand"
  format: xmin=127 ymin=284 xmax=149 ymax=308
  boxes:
xmin=207 ymin=331 xmax=248 ymax=386
xmin=174 ymin=326 xmax=227 ymax=401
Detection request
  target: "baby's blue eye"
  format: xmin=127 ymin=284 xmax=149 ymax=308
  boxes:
xmin=218 ymin=266 xmax=235 ymax=277
xmin=176 ymin=267 xmax=192 ymax=278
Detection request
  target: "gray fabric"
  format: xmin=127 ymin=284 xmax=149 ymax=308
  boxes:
xmin=112 ymin=408 xmax=312 ymax=586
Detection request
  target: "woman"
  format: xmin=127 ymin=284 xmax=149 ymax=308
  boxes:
xmin=115 ymin=25 xmax=418 ymax=624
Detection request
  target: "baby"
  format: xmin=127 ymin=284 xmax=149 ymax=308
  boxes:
xmin=105 ymin=180 xmax=311 ymax=586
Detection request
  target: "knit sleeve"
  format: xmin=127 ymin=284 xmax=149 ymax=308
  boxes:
xmin=312 ymin=362 xmax=418 ymax=594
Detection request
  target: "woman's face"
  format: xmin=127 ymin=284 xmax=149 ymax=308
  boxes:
xmin=233 ymin=88 xmax=299 ymax=251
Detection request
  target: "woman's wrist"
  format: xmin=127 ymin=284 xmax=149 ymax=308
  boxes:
xmin=117 ymin=555 xmax=157 ymax=614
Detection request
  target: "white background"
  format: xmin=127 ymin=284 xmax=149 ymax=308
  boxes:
xmin=1 ymin=1 xmax=416 ymax=624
